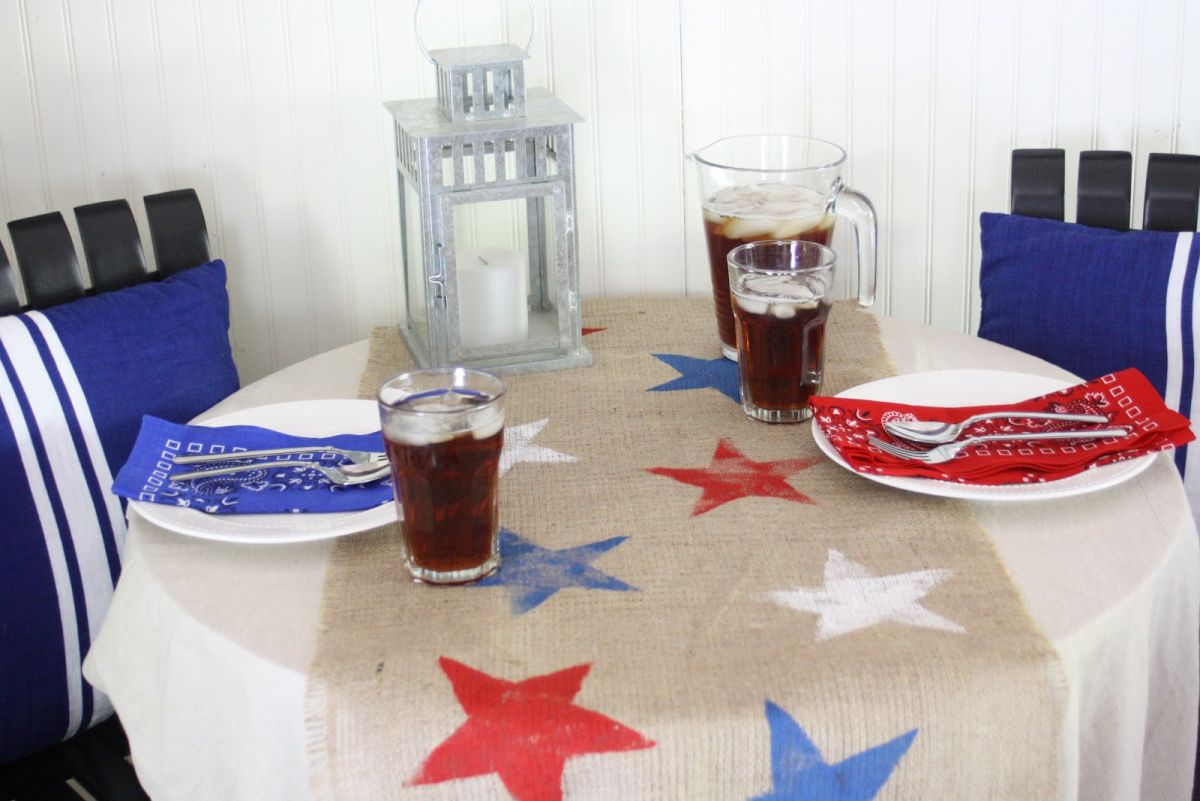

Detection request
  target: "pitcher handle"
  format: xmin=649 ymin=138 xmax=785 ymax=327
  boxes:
xmin=834 ymin=186 xmax=877 ymax=307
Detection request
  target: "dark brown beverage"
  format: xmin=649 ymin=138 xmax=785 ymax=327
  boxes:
xmin=384 ymin=427 xmax=503 ymax=581
xmin=732 ymin=289 xmax=831 ymax=419
xmin=701 ymin=183 xmax=834 ymax=358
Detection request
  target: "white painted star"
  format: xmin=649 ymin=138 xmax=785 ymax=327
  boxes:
xmin=769 ymin=549 xmax=966 ymax=640
xmin=500 ymin=418 xmax=578 ymax=475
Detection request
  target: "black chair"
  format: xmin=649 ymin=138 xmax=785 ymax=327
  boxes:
xmin=0 ymin=718 xmax=148 ymax=801
xmin=1014 ymin=148 xmax=1200 ymax=801
xmin=0 ymin=188 xmax=210 ymax=801
xmin=2 ymin=188 xmax=210 ymax=311
xmin=1011 ymin=148 xmax=1200 ymax=232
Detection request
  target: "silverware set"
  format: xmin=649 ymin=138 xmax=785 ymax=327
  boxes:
xmin=872 ymin=409 xmax=1129 ymax=463
xmin=168 ymin=412 xmax=1124 ymax=480
xmin=170 ymin=446 xmax=390 ymax=485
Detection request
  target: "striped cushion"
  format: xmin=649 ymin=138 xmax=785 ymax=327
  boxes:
xmin=0 ymin=260 xmax=238 ymax=763
xmin=978 ymin=213 xmax=1200 ymax=512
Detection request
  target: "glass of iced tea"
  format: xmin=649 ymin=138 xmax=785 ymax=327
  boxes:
xmin=728 ymin=240 xmax=836 ymax=423
xmin=377 ymin=367 xmax=506 ymax=584
xmin=690 ymin=135 xmax=875 ymax=360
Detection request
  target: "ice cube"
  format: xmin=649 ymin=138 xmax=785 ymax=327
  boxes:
xmin=469 ymin=406 xmax=504 ymax=440
xmin=711 ymin=186 xmax=744 ymax=205
xmin=722 ymin=217 xmax=781 ymax=240
xmin=734 ymin=294 xmax=769 ymax=316
xmin=741 ymin=274 xmax=824 ymax=307
xmin=769 ymin=302 xmax=798 ymax=319
xmin=758 ymin=182 xmax=797 ymax=197
xmin=384 ymin=388 xmax=503 ymax=445
xmin=772 ymin=215 xmax=831 ymax=239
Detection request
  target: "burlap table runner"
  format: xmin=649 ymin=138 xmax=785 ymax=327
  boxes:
xmin=305 ymin=298 xmax=1065 ymax=800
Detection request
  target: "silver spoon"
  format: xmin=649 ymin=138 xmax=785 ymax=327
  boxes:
xmin=882 ymin=410 xmax=1110 ymax=445
xmin=173 ymin=446 xmax=385 ymax=467
xmin=170 ymin=460 xmax=390 ymax=486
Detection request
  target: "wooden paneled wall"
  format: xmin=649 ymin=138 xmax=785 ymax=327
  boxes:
xmin=1 ymin=0 xmax=1197 ymax=381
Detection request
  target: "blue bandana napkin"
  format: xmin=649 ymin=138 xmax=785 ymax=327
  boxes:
xmin=112 ymin=415 xmax=394 ymax=515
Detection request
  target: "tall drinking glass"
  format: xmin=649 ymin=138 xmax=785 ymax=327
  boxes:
xmin=729 ymin=240 xmax=835 ymax=423
xmin=377 ymin=367 xmax=506 ymax=584
xmin=690 ymin=135 xmax=876 ymax=360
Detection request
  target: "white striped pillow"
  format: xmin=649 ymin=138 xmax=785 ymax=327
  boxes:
xmin=0 ymin=260 xmax=238 ymax=762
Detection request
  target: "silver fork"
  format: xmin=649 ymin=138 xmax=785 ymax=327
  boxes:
xmin=173 ymin=446 xmax=385 ymax=467
xmin=170 ymin=460 xmax=390 ymax=486
xmin=867 ymin=427 xmax=1132 ymax=464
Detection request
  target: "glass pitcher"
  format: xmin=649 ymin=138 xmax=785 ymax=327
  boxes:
xmin=690 ymin=135 xmax=877 ymax=360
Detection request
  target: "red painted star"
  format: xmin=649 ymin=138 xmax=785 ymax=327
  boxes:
xmin=409 ymin=658 xmax=654 ymax=801
xmin=647 ymin=438 xmax=820 ymax=516
xmin=582 ymin=326 xmax=607 ymax=336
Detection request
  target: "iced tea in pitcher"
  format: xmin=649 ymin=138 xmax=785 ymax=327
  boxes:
xmin=703 ymin=183 xmax=833 ymax=358
xmin=690 ymin=135 xmax=876 ymax=360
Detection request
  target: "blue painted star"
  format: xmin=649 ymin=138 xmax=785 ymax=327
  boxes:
xmin=648 ymin=353 xmax=740 ymax=403
xmin=751 ymin=701 xmax=917 ymax=801
xmin=474 ymin=528 xmax=636 ymax=614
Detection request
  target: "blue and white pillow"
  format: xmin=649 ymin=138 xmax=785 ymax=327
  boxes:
xmin=0 ymin=260 xmax=239 ymax=763
xmin=978 ymin=212 xmax=1200 ymax=509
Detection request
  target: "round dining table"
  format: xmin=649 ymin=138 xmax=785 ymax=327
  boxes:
xmin=84 ymin=314 xmax=1199 ymax=801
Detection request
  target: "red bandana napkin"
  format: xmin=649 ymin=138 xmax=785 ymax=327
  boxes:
xmin=810 ymin=368 xmax=1194 ymax=485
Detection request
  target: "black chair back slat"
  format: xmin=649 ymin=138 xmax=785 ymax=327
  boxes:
xmin=74 ymin=200 xmax=148 ymax=293
xmin=7 ymin=212 xmax=86 ymax=310
xmin=1011 ymin=149 xmax=1065 ymax=221
xmin=1076 ymin=150 xmax=1132 ymax=231
xmin=1143 ymin=153 xmax=1200 ymax=232
xmin=144 ymin=189 xmax=210 ymax=276
xmin=0 ymin=240 xmax=20 ymax=315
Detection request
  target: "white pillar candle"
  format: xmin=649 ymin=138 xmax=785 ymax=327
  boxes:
xmin=456 ymin=247 xmax=529 ymax=348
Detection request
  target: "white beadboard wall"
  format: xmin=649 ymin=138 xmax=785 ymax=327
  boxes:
xmin=1 ymin=0 xmax=1197 ymax=382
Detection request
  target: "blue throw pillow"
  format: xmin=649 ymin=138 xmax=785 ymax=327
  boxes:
xmin=0 ymin=260 xmax=239 ymax=763
xmin=978 ymin=212 xmax=1200 ymax=505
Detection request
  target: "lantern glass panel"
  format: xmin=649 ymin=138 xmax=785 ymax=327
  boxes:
xmin=442 ymin=187 xmax=568 ymax=367
xmin=529 ymin=193 xmax=559 ymax=312
xmin=400 ymin=175 xmax=430 ymax=356
xmin=450 ymin=196 xmax=532 ymax=352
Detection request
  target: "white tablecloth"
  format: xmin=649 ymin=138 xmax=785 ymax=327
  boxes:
xmin=84 ymin=317 xmax=1200 ymax=801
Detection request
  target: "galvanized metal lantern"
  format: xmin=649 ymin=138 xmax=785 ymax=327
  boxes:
xmin=385 ymin=1 xmax=591 ymax=374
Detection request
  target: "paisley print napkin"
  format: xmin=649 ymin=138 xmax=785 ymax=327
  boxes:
xmin=112 ymin=415 xmax=393 ymax=514
xmin=811 ymin=368 xmax=1194 ymax=485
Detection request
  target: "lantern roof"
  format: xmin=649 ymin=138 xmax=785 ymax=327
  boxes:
xmin=385 ymin=88 xmax=582 ymax=140
xmin=427 ymin=43 xmax=530 ymax=69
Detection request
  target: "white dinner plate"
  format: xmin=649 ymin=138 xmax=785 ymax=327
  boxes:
xmin=130 ymin=399 xmax=398 ymax=544
xmin=810 ymin=369 xmax=1157 ymax=501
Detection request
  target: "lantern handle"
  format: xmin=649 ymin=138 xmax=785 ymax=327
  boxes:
xmin=414 ymin=0 xmax=536 ymax=65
